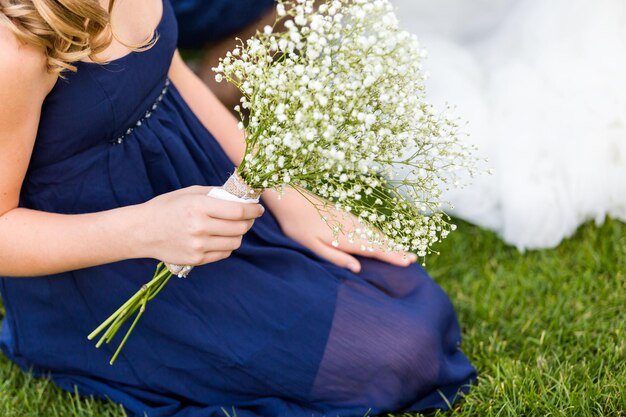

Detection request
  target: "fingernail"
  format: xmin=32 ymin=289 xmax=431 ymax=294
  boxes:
xmin=408 ymin=253 xmax=418 ymax=263
xmin=260 ymin=205 xmax=265 ymax=214
xmin=347 ymin=262 xmax=360 ymax=273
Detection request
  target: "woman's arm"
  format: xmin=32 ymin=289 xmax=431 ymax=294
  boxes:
xmin=0 ymin=34 xmax=262 ymax=277
xmin=168 ymin=51 xmax=416 ymax=272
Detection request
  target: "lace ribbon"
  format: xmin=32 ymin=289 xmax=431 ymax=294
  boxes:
xmin=222 ymin=171 xmax=263 ymax=200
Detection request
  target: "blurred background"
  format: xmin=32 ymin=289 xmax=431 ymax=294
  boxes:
xmin=394 ymin=0 xmax=626 ymax=251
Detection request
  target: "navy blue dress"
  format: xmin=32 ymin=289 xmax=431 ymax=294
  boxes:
xmin=0 ymin=1 xmax=476 ymax=416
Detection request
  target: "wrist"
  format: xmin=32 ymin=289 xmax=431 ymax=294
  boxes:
xmin=103 ymin=204 xmax=151 ymax=260
xmin=261 ymin=187 xmax=299 ymax=215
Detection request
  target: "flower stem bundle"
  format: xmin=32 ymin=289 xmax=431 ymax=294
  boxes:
xmin=88 ymin=263 xmax=172 ymax=365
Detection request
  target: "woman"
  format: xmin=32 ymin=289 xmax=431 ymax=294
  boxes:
xmin=0 ymin=0 xmax=476 ymax=416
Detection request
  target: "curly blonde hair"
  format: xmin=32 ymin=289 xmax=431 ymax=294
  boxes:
xmin=0 ymin=0 xmax=154 ymax=74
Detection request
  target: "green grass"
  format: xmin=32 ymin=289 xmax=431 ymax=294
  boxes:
xmin=1 ymin=219 xmax=624 ymax=417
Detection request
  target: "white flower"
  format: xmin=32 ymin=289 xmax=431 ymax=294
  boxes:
xmin=214 ymin=0 xmax=479 ymax=256
xmin=295 ymin=14 xmax=307 ymax=26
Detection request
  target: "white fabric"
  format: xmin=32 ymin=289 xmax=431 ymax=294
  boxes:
xmin=208 ymin=187 xmax=259 ymax=204
xmin=392 ymin=0 xmax=626 ymax=250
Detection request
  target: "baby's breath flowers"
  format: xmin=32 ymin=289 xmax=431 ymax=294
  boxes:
xmin=215 ymin=0 xmax=477 ymax=255
xmin=90 ymin=0 xmax=478 ymax=364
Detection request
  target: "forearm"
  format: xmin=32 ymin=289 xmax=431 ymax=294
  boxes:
xmin=0 ymin=205 xmax=144 ymax=277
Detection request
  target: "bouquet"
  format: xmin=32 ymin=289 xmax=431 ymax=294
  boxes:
xmin=89 ymin=0 xmax=477 ymax=364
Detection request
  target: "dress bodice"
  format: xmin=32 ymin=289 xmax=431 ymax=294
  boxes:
xmin=27 ymin=0 xmax=178 ymax=172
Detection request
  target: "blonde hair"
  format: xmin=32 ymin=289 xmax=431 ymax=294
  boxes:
xmin=0 ymin=0 xmax=155 ymax=74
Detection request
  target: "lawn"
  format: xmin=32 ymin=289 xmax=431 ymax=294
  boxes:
xmin=1 ymin=219 xmax=624 ymax=417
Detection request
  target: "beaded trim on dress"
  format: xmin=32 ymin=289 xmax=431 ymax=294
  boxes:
xmin=112 ymin=79 xmax=171 ymax=145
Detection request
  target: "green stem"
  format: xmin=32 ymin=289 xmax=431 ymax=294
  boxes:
xmin=96 ymin=272 xmax=170 ymax=346
xmin=89 ymin=262 xmax=175 ymax=364
xmin=88 ymin=264 xmax=171 ymax=340
xmin=109 ymin=293 xmax=148 ymax=365
xmin=148 ymin=272 xmax=174 ymax=301
xmin=88 ymin=285 xmax=149 ymax=341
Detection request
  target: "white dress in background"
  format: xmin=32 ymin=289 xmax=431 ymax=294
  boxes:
xmin=393 ymin=0 xmax=626 ymax=250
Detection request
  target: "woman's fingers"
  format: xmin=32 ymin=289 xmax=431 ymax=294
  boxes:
xmin=176 ymin=186 xmax=265 ymax=220
xmin=177 ymin=185 xmax=214 ymax=195
xmin=205 ymin=218 xmax=255 ymax=237
xmin=204 ymin=197 xmax=265 ymax=220
xmin=369 ymin=250 xmax=416 ymax=267
xmin=185 ymin=251 xmax=233 ymax=266
xmin=171 ymin=236 xmax=241 ymax=266
xmin=202 ymin=236 xmax=242 ymax=252
xmin=310 ymin=238 xmax=362 ymax=273
xmin=331 ymin=238 xmax=417 ymax=268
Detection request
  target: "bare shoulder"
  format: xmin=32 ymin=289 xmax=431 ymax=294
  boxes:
xmin=0 ymin=25 xmax=56 ymax=215
xmin=0 ymin=23 xmax=55 ymax=146
xmin=0 ymin=24 xmax=56 ymax=96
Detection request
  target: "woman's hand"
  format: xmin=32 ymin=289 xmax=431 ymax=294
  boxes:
xmin=137 ymin=186 xmax=264 ymax=266
xmin=263 ymin=188 xmax=417 ymax=274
